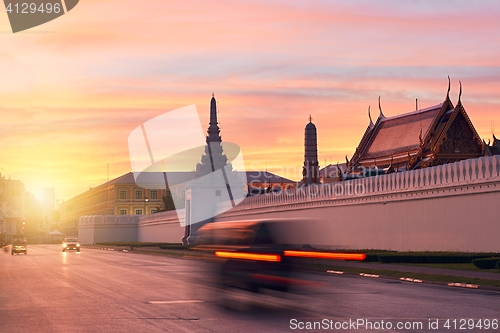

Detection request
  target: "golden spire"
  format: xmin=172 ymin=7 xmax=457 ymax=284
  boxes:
xmin=458 ymin=81 xmax=462 ymax=104
xmin=378 ymin=96 xmax=385 ymax=118
xmin=446 ymin=75 xmax=451 ymax=100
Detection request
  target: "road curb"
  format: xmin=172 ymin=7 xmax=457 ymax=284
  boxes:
xmin=326 ymin=269 xmax=500 ymax=292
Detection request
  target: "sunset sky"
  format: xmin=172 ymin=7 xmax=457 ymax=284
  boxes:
xmin=1 ymin=0 xmax=500 ymax=201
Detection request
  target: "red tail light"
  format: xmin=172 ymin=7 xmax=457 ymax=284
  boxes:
xmin=215 ymin=251 xmax=281 ymax=262
xmin=283 ymin=250 xmax=366 ymax=261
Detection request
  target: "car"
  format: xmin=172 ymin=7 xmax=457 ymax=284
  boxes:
xmin=195 ymin=220 xmax=301 ymax=294
xmin=11 ymin=235 xmax=27 ymax=255
xmin=62 ymin=237 xmax=81 ymax=252
xmin=194 ymin=220 xmax=366 ymax=297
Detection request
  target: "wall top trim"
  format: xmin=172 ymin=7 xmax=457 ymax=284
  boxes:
xmin=79 ymin=215 xmax=140 ymax=226
xmin=224 ymin=156 xmax=500 ymax=214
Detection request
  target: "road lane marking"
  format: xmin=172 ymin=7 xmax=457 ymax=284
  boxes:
xmin=147 ymin=300 xmax=204 ymax=304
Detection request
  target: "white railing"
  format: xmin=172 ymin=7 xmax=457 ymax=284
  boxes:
xmin=232 ymin=155 xmax=500 ymax=211
xmin=139 ymin=210 xmax=177 ymax=222
xmin=138 ymin=209 xmax=185 ymax=225
xmin=79 ymin=215 xmax=140 ymax=225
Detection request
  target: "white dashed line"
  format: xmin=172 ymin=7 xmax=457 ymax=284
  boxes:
xmin=147 ymin=300 xmax=204 ymax=304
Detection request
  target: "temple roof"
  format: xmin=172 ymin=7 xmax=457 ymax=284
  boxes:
xmin=245 ymin=171 xmax=294 ymax=183
xmin=349 ymin=84 xmax=484 ymax=172
xmin=484 ymin=134 xmax=500 ymax=156
xmin=362 ymin=104 xmax=443 ymax=159
xmin=319 ymin=163 xmax=346 ymax=178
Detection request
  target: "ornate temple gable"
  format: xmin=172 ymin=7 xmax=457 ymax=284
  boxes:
xmin=428 ymin=81 xmax=482 ymax=158
xmin=420 ymin=96 xmax=454 ymax=152
xmin=428 ymin=103 xmax=484 ymax=166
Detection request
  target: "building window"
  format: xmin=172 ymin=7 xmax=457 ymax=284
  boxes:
xmin=135 ymin=209 xmax=143 ymax=215
xmin=151 ymin=209 xmax=157 ymax=214
xmin=135 ymin=190 xmax=142 ymax=199
xmin=120 ymin=209 xmax=127 ymax=215
xmin=120 ymin=191 xmax=126 ymax=199
xmin=151 ymin=190 xmax=158 ymax=199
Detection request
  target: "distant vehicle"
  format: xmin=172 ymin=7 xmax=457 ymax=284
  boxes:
xmin=11 ymin=235 xmax=27 ymax=255
xmin=62 ymin=237 xmax=80 ymax=252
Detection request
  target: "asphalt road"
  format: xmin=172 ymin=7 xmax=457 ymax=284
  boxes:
xmin=1 ymin=245 xmax=498 ymax=333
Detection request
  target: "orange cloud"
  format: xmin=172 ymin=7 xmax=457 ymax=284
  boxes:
xmin=1 ymin=0 xmax=499 ymax=199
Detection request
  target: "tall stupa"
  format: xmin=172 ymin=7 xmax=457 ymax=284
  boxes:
xmin=302 ymin=115 xmax=320 ymax=184
xmin=195 ymin=94 xmax=230 ymax=177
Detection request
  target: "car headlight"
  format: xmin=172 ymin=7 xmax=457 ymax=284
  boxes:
xmin=76 ymin=243 xmax=80 ymax=247
xmin=62 ymin=243 xmax=67 ymax=247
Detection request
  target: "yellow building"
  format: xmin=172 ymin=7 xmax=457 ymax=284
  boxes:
xmin=59 ymin=170 xmax=295 ymax=236
xmin=59 ymin=172 xmax=194 ymax=235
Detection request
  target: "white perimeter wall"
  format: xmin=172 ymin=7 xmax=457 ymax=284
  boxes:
xmin=216 ymin=156 xmax=500 ymax=252
xmin=78 ymin=215 xmax=140 ymax=245
xmin=78 ymin=156 xmax=500 ymax=251
xmin=137 ymin=210 xmax=185 ymax=243
xmin=78 ymin=211 xmax=185 ymax=245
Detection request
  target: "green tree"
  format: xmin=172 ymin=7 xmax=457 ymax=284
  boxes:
xmin=155 ymin=188 xmax=186 ymax=213
xmin=156 ymin=190 xmax=176 ymax=212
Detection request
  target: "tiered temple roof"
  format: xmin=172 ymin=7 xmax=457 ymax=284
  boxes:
xmin=348 ymin=80 xmax=484 ymax=172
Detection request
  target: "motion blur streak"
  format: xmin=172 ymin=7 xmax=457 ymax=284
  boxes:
xmin=283 ymin=251 xmax=366 ymax=261
xmin=215 ymin=251 xmax=281 ymax=262
xmin=249 ymin=274 xmax=317 ymax=286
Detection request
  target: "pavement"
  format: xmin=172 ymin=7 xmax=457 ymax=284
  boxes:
xmin=4 ymin=244 xmax=500 ymax=333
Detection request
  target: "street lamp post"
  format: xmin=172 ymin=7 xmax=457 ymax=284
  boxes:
xmin=144 ymin=197 xmax=149 ymax=215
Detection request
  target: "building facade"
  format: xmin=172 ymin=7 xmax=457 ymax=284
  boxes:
xmin=0 ymin=174 xmax=26 ymax=239
xmin=58 ymin=172 xmax=182 ymax=235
